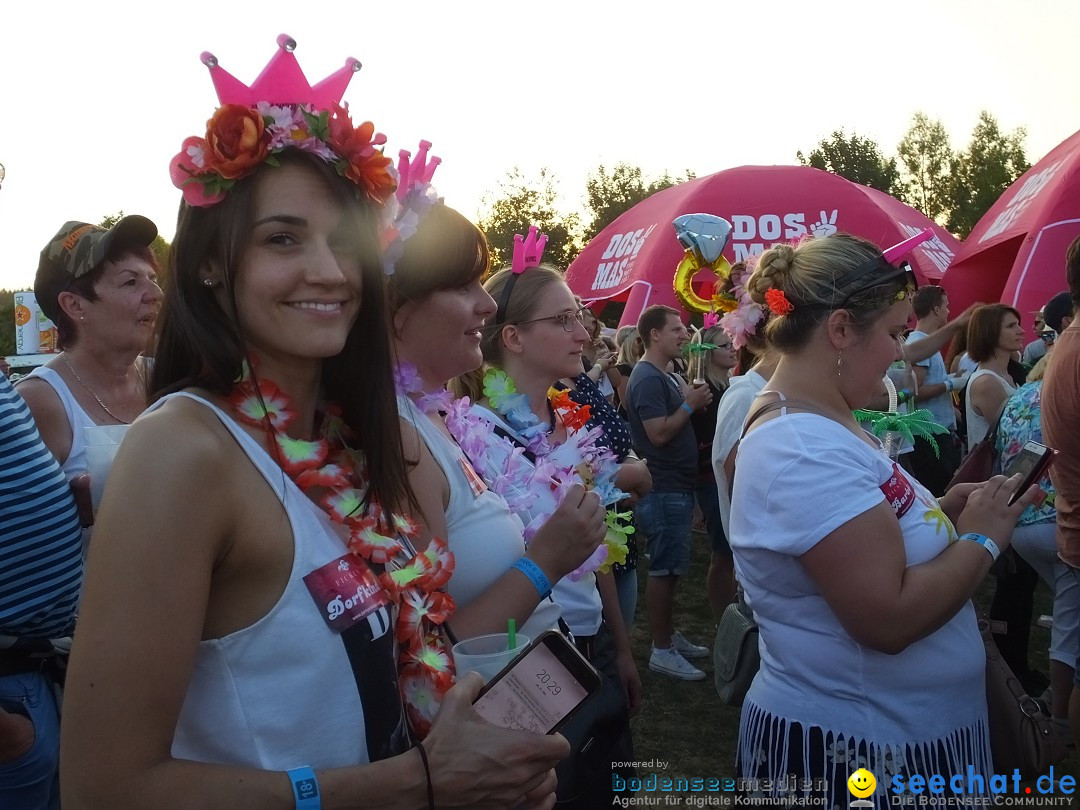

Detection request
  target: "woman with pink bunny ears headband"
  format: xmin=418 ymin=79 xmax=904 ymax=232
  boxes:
xmin=61 ymin=35 xmax=568 ymax=810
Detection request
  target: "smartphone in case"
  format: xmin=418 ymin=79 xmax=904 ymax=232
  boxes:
xmin=472 ymin=630 xmax=602 ymax=735
xmin=1004 ymin=440 xmax=1056 ymax=505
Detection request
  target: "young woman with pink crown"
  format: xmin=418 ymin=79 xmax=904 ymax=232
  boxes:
xmin=60 ymin=36 xmax=567 ymax=810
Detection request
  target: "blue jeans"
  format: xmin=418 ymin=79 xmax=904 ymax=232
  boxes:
xmin=634 ymin=491 xmax=694 ymax=577
xmin=0 ymin=671 xmax=61 ymax=810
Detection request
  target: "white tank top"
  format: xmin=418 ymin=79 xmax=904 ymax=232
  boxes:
xmin=20 ymin=365 xmax=96 ymax=479
xmin=398 ymin=395 xmax=562 ymax=638
xmin=965 ymin=368 xmax=1017 ymax=447
xmin=149 ymin=392 xmax=392 ymax=770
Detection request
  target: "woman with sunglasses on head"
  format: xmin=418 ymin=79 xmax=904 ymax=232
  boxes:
xmin=728 ymin=233 xmax=1037 ymax=806
xmin=59 ymin=41 xmax=567 ymax=810
xmin=387 ymin=201 xmax=607 ymax=643
xmin=451 ymin=249 xmax=644 ymax=808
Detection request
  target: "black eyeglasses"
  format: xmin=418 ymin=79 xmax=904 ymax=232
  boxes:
xmin=515 ymin=308 xmax=588 ymax=332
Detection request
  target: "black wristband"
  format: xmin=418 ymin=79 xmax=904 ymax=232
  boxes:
xmin=415 ymin=741 xmax=434 ymax=810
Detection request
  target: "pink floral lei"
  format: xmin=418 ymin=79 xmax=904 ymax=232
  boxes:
xmin=395 ymin=363 xmax=630 ymax=579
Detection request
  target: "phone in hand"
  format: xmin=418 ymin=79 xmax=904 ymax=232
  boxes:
xmin=1004 ymin=440 xmax=1056 ymax=505
xmin=472 ymin=630 xmax=602 ymax=735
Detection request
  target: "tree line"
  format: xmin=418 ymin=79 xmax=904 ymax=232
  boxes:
xmin=478 ymin=110 xmax=1032 ymax=269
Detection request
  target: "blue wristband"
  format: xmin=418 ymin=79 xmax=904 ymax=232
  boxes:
xmin=513 ymin=557 xmax=552 ymax=599
xmin=959 ymin=532 xmax=1001 ymax=563
xmin=680 ymin=402 xmax=694 ymax=415
xmin=287 ymin=766 xmax=320 ymax=810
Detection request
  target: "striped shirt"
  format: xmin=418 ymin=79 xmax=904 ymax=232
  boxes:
xmin=0 ymin=373 xmax=82 ymax=638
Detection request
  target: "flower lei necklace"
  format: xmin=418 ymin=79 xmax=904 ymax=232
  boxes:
xmin=396 ymin=363 xmax=632 ymax=579
xmin=228 ymin=370 xmax=455 ymax=738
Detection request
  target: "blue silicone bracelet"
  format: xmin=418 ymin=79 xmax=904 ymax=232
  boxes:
xmin=680 ymin=402 xmax=694 ymax=415
xmin=287 ymin=766 xmax=320 ymax=810
xmin=513 ymin=557 xmax=552 ymax=599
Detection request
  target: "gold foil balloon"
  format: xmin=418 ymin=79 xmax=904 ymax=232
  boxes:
xmin=672 ymin=214 xmax=733 ymax=315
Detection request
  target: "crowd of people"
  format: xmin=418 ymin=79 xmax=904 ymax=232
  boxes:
xmin=2 ymin=36 xmax=1079 ymax=810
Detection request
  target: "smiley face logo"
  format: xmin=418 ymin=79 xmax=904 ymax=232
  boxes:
xmin=847 ymin=768 xmax=877 ymax=798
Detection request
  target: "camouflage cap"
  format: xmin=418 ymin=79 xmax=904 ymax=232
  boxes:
xmin=35 ymin=215 xmax=158 ymax=322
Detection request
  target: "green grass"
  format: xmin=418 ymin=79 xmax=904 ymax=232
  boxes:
xmin=626 ymin=530 xmax=1079 ymax=789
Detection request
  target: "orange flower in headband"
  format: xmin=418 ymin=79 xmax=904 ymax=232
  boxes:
xmin=765 ymin=288 xmax=794 ymax=316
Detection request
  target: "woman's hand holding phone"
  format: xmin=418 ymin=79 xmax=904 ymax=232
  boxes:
xmin=421 ymin=671 xmax=569 ymax=810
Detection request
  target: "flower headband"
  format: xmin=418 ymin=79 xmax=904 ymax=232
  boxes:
xmin=381 ymin=140 xmax=442 ymax=275
xmin=494 ymin=225 xmax=548 ymax=325
xmin=170 ymin=35 xmax=396 ymax=208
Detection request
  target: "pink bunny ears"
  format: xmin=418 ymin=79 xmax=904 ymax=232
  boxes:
xmin=512 ymin=225 xmax=548 ymax=275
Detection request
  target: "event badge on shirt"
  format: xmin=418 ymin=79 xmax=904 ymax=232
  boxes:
xmin=880 ymin=463 xmax=917 ymax=519
xmin=304 ymin=552 xmax=392 ymax=633
xmin=458 ymin=456 xmax=488 ymax=497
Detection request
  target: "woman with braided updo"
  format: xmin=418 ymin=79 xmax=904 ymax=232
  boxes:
xmin=728 ymin=233 xmax=1037 ymax=806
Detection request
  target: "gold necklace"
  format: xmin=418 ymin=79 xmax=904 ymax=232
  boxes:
xmin=61 ymin=353 xmax=144 ymax=425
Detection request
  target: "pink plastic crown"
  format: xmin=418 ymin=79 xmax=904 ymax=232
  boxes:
xmin=200 ymin=34 xmax=362 ymax=108
xmin=396 ymin=140 xmax=441 ymax=202
xmin=512 ymin=226 xmax=548 ymax=274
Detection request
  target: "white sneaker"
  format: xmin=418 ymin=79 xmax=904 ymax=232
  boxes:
xmin=649 ymin=646 xmax=706 ymax=681
xmin=671 ymin=630 xmax=709 ymax=659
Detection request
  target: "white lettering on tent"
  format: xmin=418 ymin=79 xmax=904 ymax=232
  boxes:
xmin=730 ymin=212 xmax=814 ymax=263
xmin=979 ymin=160 xmax=1064 ymax=244
xmin=732 ymin=212 xmax=816 ymax=242
xmin=592 ymin=224 xmax=656 ymax=290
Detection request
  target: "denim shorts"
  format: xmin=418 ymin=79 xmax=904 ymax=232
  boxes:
xmin=0 ymin=671 xmax=61 ymax=810
xmin=634 ymin=491 xmax=694 ymax=576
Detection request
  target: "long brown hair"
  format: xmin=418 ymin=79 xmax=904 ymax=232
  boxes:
xmin=151 ymin=151 xmax=413 ymax=514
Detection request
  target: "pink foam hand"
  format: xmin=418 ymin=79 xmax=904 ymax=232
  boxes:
xmin=883 ymin=228 xmax=933 ymax=263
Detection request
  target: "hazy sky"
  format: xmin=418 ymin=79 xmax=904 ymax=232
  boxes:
xmin=1 ymin=0 xmax=1077 ymax=291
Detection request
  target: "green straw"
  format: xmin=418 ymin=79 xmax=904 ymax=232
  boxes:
xmin=507 ymin=618 xmax=517 ymax=651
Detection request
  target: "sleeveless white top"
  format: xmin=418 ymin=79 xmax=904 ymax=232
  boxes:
xmin=150 ymin=392 xmax=376 ymax=770
xmin=20 ymin=365 xmax=96 ymax=479
xmin=965 ymin=368 xmax=1017 ymax=447
xmin=397 ymin=395 xmax=561 ymax=638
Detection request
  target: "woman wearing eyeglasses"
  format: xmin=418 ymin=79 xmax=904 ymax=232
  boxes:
xmin=729 ymin=233 xmax=1036 ymax=807
xmin=451 ymin=263 xmax=643 ymax=808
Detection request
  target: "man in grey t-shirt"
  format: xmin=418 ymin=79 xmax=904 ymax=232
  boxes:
xmin=625 ymin=306 xmax=712 ymax=680
xmin=905 ymin=286 xmax=968 ymax=495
